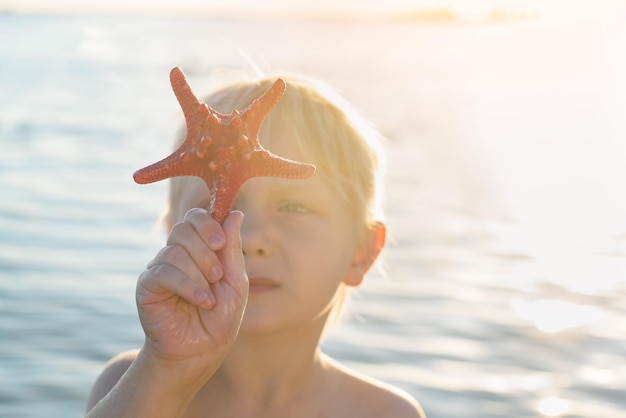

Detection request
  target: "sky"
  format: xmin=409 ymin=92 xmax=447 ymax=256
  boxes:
xmin=3 ymin=0 xmax=624 ymax=21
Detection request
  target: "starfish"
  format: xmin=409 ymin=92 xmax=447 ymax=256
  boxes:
xmin=133 ymin=67 xmax=316 ymax=224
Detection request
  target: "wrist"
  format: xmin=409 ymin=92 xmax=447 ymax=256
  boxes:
xmin=137 ymin=343 xmax=220 ymax=388
xmin=85 ymin=345 xmax=217 ymax=418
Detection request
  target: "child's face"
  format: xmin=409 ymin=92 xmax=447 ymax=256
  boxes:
xmin=233 ymin=171 xmax=361 ymax=335
xmin=176 ymin=139 xmax=367 ymax=336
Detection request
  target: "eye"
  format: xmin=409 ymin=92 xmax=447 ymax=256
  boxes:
xmin=280 ymin=202 xmax=310 ymax=214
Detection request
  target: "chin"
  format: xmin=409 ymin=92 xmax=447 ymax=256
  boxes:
xmin=238 ymin=307 xmax=282 ymax=335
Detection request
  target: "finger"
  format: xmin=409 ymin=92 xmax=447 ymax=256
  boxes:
xmin=137 ymin=264 xmax=215 ymax=309
xmin=182 ymin=207 xmax=226 ymax=251
xmin=166 ymin=222 xmax=223 ymax=283
xmin=147 ymin=244 xmax=213 ymax=292
xmin=218 ymin=211 xmax=248 ymax=297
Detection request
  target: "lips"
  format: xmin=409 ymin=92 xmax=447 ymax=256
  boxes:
xmin=247 ymin=276 xmax=280 ymax=294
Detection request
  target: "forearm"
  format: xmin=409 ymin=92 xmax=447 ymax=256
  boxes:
xmin=86 ymin=347 xmax=213 ymax=418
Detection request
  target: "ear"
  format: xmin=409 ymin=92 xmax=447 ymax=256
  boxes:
xmin=344 ymin=222 xmax=386 ymax=287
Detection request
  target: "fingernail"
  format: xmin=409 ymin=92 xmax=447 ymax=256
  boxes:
xmin=195 ymin=288 xmax=215 ymax=307
xmin=204 ymin=292 xmax=216 ymax=308
xmin=195 ymin=287 xmax=208 ymax=302
xmin=209 ymin=234 xmax=225 ymax=249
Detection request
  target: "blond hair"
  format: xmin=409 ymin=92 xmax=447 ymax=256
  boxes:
xmin=166 ymin=74 xmax=386 ymax=333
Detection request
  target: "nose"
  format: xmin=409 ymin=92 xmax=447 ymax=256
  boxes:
xmin=240 ymin=206 xmax=274 ymax=258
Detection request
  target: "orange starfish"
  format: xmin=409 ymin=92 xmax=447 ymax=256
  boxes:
xmin=133 ymin=67 xmax=316 ymax=223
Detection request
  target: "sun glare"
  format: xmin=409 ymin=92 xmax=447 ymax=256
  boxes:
xmin=514 ymin=299 xmax=604 ymax=333
xmin=538 ymin=396 xmax=572 ymax=417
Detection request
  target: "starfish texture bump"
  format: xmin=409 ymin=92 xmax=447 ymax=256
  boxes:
xmin=133 ymin=67 xmax=316 ymax=224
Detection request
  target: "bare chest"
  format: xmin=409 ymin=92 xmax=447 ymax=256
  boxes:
xmin=183 ymin=391 xmax=378 ymax=418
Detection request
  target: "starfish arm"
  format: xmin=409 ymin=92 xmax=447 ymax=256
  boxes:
xmin=132 ymin=137 xmax=200 ymax=184
xmin=132 ymin=155 xmax=190 ymax=184
xmin=243 ymin=79 xmax=286 ymax=142
xmin=249 ymin=152 xmax=316 ymax=179
xmin=170 ymin=67 xmax=212 ymax=128
xmin=210 ymin=174 xmax=241 ymax=224
xmin=133 ymin=152 xmax=182 ymax=184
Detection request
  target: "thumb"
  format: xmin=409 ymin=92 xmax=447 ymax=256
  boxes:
xmin=218 ymin=211 xmax=248 ymax=296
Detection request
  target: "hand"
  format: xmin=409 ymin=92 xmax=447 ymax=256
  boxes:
xmin=135 ymin=209 xmax=248 ymax=375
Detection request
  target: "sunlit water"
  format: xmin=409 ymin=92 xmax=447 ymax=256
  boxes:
xmin=1 ymin=13 xmax=625 ymax=418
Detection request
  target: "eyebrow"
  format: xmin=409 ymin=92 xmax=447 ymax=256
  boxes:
xmin=265 ymin=177 xmax=326 ymax=196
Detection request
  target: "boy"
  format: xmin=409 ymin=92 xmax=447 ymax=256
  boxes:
xmin=86 ymin=74 xmax=425 ymax=417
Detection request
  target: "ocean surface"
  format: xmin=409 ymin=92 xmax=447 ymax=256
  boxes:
xmin=1 ymin=12 xmax=625 ymax=418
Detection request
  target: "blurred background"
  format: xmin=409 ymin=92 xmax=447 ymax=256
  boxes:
xmin=1 ymin=1 xmax=625 ymax=417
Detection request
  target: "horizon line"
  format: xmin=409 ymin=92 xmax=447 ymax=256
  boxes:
xmin=0 ymin=6 xmax=539 ymax=24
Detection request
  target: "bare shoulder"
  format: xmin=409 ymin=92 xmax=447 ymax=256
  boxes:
xmin=86 ymin=349 xmax=140 ymax=411
xmin=323 ymin=354 xmax=426 ymax=418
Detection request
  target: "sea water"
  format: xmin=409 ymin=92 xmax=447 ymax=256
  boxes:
xmin=1 ymin=13 xmax=625 ymax=418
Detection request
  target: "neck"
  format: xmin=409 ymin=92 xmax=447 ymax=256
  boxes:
xmin=208 ymin=318 xmax=329 ymax=409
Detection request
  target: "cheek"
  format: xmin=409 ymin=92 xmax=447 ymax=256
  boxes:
xmin=285 ymin=227 xmax=355 ymax=283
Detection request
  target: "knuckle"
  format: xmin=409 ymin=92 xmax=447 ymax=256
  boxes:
xmin=149 ymin=244 xmax=189 ymax=269
xmin=166 ymin=222 xmax=191 ymax=244
xmin=138 ymin=263 xmax=170 ymax=284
